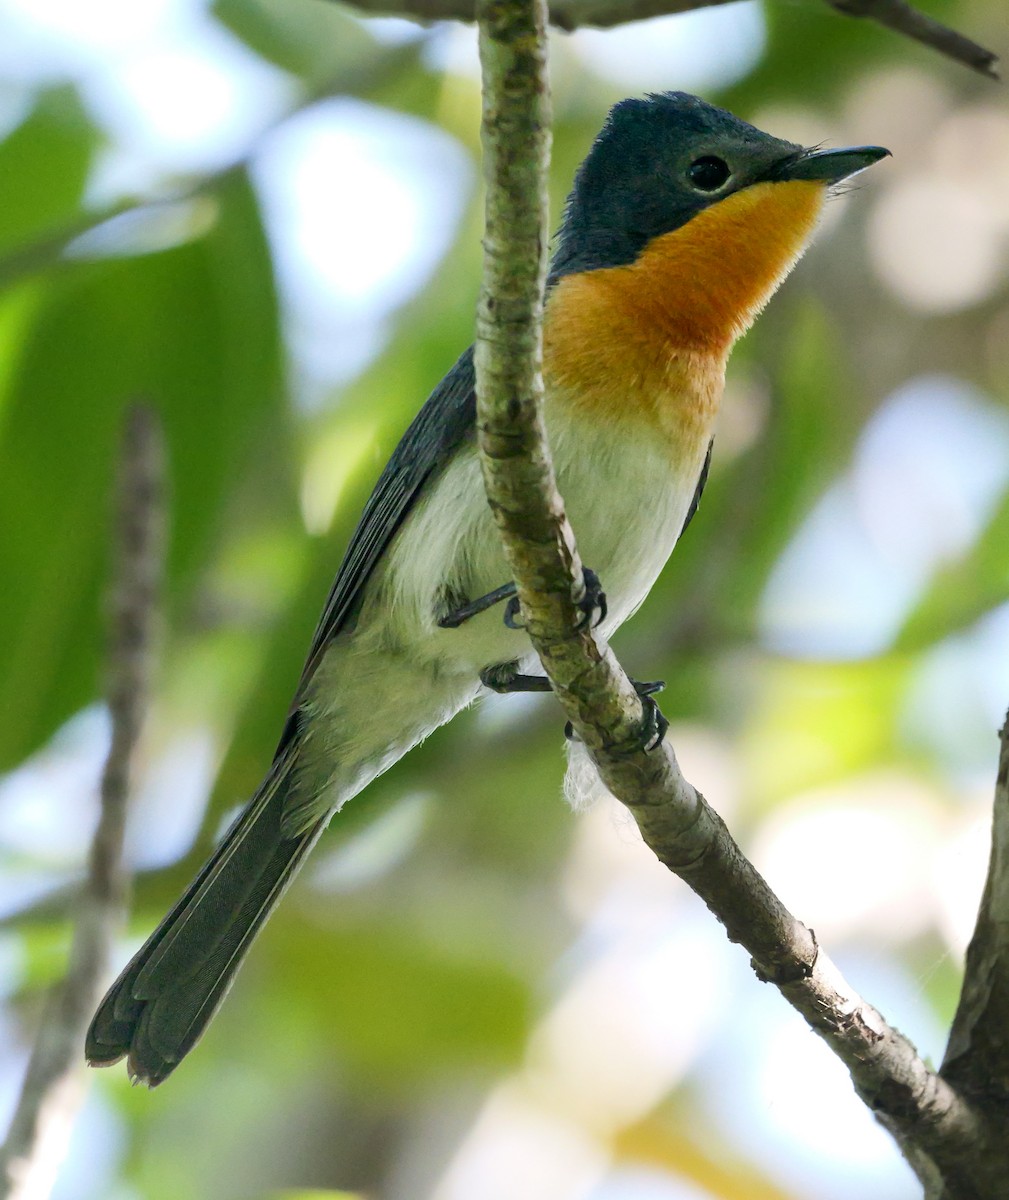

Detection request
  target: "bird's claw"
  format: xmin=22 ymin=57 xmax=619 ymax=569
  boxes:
xmin=576 ymin=567 xmax=607 ymax=630
xmin=563 ymin=679 xmax=668 ymax=748
xmin=503 ymin=596 xmax=524 ymax=630
xmin=637 ymin=693 xmax=668 ymax=752
xmin=500 ymin=567 xmax=605 ymax=633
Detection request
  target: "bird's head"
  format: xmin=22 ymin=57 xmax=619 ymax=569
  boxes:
xmin=550 ymin=92 xmax=889 ymax=349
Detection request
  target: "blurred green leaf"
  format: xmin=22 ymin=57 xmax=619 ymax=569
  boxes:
xmin=215 ymin=0 xmax=385 ymax=85
xmin=896 ymin=484 xmax=1009 ymax=651
xmin=743 ymin=655 xmax=911 ymax=807
xmin=0 ymin=87 xmax=97 ymax=259
xmin=270 ymin=1192 xmax=362 ymax=1199
xmin=252 ymin=919 xmax=530 ymax=1082
xmin=0 ymin=172 xmax=285 ymax=767
xmin=727 ymin=0 xmax=898 ymax=111
xmin=732 ymin=298 xmax=858 ymax=595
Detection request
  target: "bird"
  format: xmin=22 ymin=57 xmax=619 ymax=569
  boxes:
xmin=86 ymin=91 xmax=888 ymax=1085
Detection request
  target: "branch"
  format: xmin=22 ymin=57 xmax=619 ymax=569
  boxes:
xmin=934 ymin=713 xmax=1009 ymax=1191
xmin=472 ymin=3 xmax=1003 ymax=1196
xmin=342 ymin=0 xmax=999 ymax=79
xmin=349 ymin=0 xmax=736 ymax=22
xmin=0 ymin=405 xmax=164 ymax=1200
xmin=825 ymin=0 xmax=998 ymax=79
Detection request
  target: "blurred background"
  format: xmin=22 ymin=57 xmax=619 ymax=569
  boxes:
xmin=0 ymin=0 xmax=1007 ymax=1197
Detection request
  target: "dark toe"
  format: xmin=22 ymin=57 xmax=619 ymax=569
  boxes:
xmin=576 ymin=567 xmax=607 ymax=630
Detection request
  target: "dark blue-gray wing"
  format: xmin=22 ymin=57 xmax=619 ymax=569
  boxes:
xmin=298 ymin=346 xmax=476 ymax=686
xmin=679 ymin=438 xmax=713 ymax=538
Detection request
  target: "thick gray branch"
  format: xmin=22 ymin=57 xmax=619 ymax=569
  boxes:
xmin=0 ymin=405 xmax=164 ymax=1200
xmin=343 ymin=0 xmax=998 ymax=79
xmin=472 ymin=1 xmax=997 ymax=1195
xmin=930 ymin=712 xmax=1009 ymax=1196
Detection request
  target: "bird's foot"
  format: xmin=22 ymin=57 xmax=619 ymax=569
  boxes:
xmin=502 ymin=566 xmax=607 ymax=632
xmin=635 ymin=692 xmax=669 ymax=752
xmin=575 ymin=567 xmax=607 ymax=630
xmin=563 ymin=678 xmax=666 ymax=746
xmin=482 ymin=662 xmax=667 ymax=752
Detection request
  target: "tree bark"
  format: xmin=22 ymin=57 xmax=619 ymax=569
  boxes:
xmin=472 ymin=0 xmax=1006 ymax=1194
xmin=341 ymin=0 xmax=999 ymax=78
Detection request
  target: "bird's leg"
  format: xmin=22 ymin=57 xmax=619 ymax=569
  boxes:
xmin=562 ymin=678 xmax=667 ymax=747
xmin=482 ymin=664 xmax=667 ymax=750
xmin=438 ymin=582 xmax=517 ymax=629
xmin=440 ymin=568 xmax=607 ymax=633
xmin=502 ymin=566 xmax=608 ymax=631
xmin=479 ymin=662 xmax=551 ymax=693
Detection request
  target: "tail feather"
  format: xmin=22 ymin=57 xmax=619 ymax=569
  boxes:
xmin=86 ymin=752 xmax=326 ymax=1086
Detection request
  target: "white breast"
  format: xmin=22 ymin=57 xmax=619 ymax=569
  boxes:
xmin=548 ymin=406 xmax=707 ymax=635
xmin=299 ymin=393 xmax=715 ymax=821
xmin=379 ymin=397 xmax=712 ymax=675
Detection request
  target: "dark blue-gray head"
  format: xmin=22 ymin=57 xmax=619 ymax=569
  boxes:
xmin=551 ymin=92 xmax=888 ymax=279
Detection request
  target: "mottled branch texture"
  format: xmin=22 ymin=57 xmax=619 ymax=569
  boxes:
xmin=931 ymin=714 xmax=1009 ymax=1196
xmin=342 ymin=0 xmax=999 ymax=79
xmin=472 ymin=1 xmax=1007 ymax=1196
xmin=0 ymin=405 xmax=164 ymax=1200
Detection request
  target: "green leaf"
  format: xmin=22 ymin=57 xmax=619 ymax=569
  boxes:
xmin=896 ymin=484 xmax=1009 ymax=651
xmin=0 ymin=172 xmax=286 ymax=768
xmin=252 ymin=919 xmax=530 ymax=1082
xmin=270 ymin=1192 xmax=363 ymax=1200
xmin=0 ymin=87 xmax=97 ymax=259
xmin=214 ymin=0 xmax=381 ymax=84
xmin=742 ymin=656 xmax=911 ymax=807
xmin=724 ymin=0 xmax=897 ymax=111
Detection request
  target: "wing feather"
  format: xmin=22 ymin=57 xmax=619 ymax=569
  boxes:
xmin=297 ymin=347 xmax=476 ymax=688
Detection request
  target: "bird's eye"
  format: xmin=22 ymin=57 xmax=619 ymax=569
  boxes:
xmin=688 ymin=156 xmax=730 ymax=191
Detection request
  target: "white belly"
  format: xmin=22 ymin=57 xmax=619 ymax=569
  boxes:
xmin=295 ymin=399 xmax=712 ymax=828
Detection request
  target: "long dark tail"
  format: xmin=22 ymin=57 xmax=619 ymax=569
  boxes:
xmin=86 ymin=752 xmax=325 ymax=1086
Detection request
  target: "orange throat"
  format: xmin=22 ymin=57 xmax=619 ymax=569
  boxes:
xmin=543 ymin=179 xmax=827 ymax=448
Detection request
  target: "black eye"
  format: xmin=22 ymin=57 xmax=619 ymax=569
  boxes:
xmin=687 ymin=155 xmax=730 ymax=191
